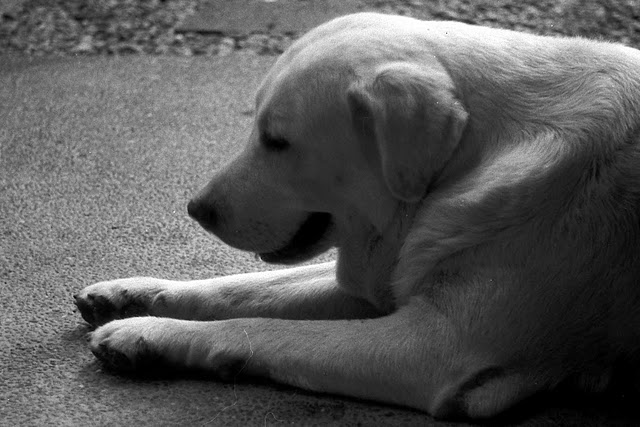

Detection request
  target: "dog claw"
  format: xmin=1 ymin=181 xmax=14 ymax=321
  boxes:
xmin=74 ymin=293 xmax=119 ymax=326
xmin=74 ymin=293 xmax=96 ymax=325
xmin=92 ymin=342 xmax=135 ymax=372
xmin=74 ymin=279 xmax=166 ymax=326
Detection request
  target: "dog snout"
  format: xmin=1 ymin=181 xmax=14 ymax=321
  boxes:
xmin=187 ymin=197 xmax=218 ymax=230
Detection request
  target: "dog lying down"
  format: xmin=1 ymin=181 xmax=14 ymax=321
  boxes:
xmin=74 ymin=12 xmax=640 ymax=419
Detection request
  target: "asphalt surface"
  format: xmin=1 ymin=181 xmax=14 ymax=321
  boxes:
xmin=1 ymin=54 xmax=638 ymax=426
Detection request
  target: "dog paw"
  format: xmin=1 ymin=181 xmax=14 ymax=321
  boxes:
xmin=89 ymin=317 xmax=252 ymax=379
xmin=74 ymin=278 xmax=167 ymax=326
xmin=90 ymin=317 xmax=168 ymax=372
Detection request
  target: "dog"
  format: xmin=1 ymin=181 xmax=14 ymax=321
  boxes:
xmin=74 ymin=12 xmax=640 ymax=419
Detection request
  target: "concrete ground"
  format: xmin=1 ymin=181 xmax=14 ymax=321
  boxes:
xmin=1 ymin=54 xmax=638 ymax=426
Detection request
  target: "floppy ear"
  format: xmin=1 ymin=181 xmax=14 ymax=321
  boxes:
xmin=347 ymin=62 xmax=468 ymax=202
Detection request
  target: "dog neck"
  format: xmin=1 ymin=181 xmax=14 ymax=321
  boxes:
xmin=335 ymin=202 xmax=418 ymax=313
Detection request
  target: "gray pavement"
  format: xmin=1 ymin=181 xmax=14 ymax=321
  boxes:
xmin=1 ymin=54 xmax=637 ymax=426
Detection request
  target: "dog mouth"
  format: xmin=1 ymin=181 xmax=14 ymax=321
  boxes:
xmin=259 ymin=212 xmax=333 ymax=264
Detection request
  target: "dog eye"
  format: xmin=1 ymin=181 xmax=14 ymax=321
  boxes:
xmin=261 ymin=132 xmax=290 ymax=151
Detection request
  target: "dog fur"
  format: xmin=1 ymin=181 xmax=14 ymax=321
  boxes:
xmin=74 ymin=13 xmax=640 ymax=419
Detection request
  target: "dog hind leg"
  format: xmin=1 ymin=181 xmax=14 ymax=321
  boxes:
xmin=431 ymin=368 xmax=547 ymax=419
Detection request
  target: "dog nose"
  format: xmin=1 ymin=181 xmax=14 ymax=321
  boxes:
xmin=187 ymin=198 xmax=218 ymax=229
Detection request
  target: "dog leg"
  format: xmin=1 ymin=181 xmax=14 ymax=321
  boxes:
xmin=88 ymin=296 xmax=537 ymax=418
xmin=74 ymin=262 xmax=382 ymax=326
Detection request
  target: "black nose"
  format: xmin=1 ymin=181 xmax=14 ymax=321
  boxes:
xmin=187 ymin=198 xmax=218 ymax=230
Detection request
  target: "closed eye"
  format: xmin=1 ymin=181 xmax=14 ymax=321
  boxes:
xmin=261 ymin=131 xmax=290 ymax=151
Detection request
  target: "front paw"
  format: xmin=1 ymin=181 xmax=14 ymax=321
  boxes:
xmin=89 ymin=317 xmax=253 ymax=380
xmin=90 ymin=317 xmax=168 ymax=372
xmin=74 ymin=278 xmax=167 ymax=326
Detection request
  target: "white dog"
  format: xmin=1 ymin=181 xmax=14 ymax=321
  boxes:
xmin=75 ymin=13 xmax=640 ymax=419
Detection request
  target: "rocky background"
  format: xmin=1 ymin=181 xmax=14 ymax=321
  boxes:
xmin=1 ymin=0 xmax=639 ymax=57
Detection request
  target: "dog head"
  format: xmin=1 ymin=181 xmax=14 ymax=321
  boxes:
xmin=188 ymin=14 xmax=468 ymax=265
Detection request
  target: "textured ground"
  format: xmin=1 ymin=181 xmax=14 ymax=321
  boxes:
xmin=1 ymin=0 xmax=638 ymax=56
xmin=1 ymin=52 xmax=639 ymax=427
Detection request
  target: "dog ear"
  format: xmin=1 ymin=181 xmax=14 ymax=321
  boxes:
xmin=347 ymin=62 xmax=468 ymax=202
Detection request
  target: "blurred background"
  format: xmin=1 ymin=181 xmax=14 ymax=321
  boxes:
xmin=1 ymin=0 xmax=639 ymax=57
